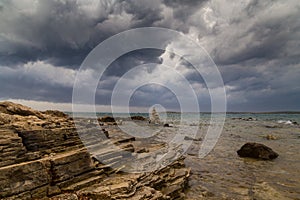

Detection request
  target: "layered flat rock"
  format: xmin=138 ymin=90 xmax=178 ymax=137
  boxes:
xmin=0 ymin=102 xmax=190 ymax=199
xmin=0 ymin=101 xmax=45 ymax=119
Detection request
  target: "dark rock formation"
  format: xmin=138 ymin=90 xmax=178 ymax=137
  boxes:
xmin=237 ymin=142 xmax=279 ymax=160
xmin=131 ymin=116 xmax=146 ymax=121
xmin=184 ymin=136 xmax=202 ymax=141
xmin=163 ymin=123 xmax=170 ymax=127
xmin=98 ymin=116 xmax=115 ymax=122
xmin=163 ymin=123 xmax=174 ymax=127
xmin=231 ymin=117 xmax=257 ymax=121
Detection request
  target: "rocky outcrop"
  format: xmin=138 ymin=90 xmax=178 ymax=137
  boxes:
xmin=0 ymin=149 xmax=94 ymax=199
xmin=0 ymin=129 xmax=27 ymax=168
xmin=65 ymin=157 xmax=189 ymax=200
xmin=0 ymin=101 xmax=45 ymax=119
xmin=237 ymin=142 xmax=279 ymax=160
xmin=131 ymin=116 xmax=146 ymax=121
xmin=98 ymin=116 xmax=115 ymax=123
xmin=0 ymin=102 xmax=190 ymax=199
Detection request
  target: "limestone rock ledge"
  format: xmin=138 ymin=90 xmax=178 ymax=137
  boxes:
xmin=0 ymin=102 xmax=190 ymax=200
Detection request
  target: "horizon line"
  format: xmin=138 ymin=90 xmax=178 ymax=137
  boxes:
xmin=66 ymin=111 xmax=300 ymax=114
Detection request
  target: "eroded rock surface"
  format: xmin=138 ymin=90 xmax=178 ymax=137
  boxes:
xmin=0 ymin=102 xmax=190 ymax=199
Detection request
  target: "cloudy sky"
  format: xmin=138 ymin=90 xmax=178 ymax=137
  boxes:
xmin=0 ymin=0 xmax=299 ymax=112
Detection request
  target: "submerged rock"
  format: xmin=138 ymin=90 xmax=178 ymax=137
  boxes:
xmin=264 ymin=134 xmax=278 ymax=140
xmin=237 ymin=142 xmax=279 ymax=160
xmin=184 ymin=136 xmax=202 ymax=141
xmin=265 ymin=125 xmax=279 ymax=128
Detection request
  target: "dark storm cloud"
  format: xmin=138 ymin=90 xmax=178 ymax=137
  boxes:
xmin=0 ymin=0 xmax=165 ymax=68
xmin=208 ymin=0 xmax=300 ymax=65
xmin=1 ymin=0 xmax=106 ymax=67
xmin=103 ymin=49 xmax=163 ymax=77
xmin=223 ymin=57 xmax=300 ymax=111
xmin=0 ymin=70 xmax=73 ymax=103
xmin=121 ymin=0 xmax=164 ymax=27
xmin=163 ymin=0 xmax=207 ymax=21
xmin=0 ymin=0 xmax=300 ymax=111
xmin=129 ymin=84 xmax=180 ymax=109
xmin=95 ymin=84 xmax=180 ymax=109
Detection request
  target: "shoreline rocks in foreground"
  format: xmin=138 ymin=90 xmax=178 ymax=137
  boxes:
xmin=237 ymin=142 xmax=279 ymax=160
xmin=0 ymin=101 xmax=190 ymax=200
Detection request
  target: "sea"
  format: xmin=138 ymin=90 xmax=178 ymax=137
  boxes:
xmin=68 ymin=112 xmax=300 ymax=124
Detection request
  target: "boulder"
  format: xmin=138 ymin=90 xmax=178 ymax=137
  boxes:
xmin=98 ymin=116 xmax=115 ymax=123
xmin=130 ymin=116 xmax=146 ymax=121
xmin=184 ymin=136 xmax=202 ymax=141
xmin=237 ymin=142 xmax=279 ymax=160
xmin=163 ymin=123 xmax=174 ymax=127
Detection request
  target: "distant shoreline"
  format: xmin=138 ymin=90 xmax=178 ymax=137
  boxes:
xmin=66 ymin=111 xmax=300 ymax=114
xmin=224 ymin=111 xmax=300 ymax=114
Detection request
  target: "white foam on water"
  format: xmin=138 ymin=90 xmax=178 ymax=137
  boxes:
xmin=277 ymin=120 xmax=293 ymax=125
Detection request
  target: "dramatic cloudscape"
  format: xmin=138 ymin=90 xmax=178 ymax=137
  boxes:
xmin=0 ymin=0 xmax=299 ymax=112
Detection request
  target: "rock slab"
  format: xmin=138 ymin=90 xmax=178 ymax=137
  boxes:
xmin=0 ymin=101 xmax=190 ymax=199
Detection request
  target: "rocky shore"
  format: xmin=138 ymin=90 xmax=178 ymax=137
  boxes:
xmin=0 ymin=102 xmax=190 ymax=200
xmin=1 ymin=101 xmax=300 ymax=199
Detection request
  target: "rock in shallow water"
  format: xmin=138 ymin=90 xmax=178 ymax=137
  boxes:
xmin=237 ymin=142 xmax=279 ymax=160
xmin=184 ymin=136 xmax=202 ymax=141
xmin=98 ymin=116 xmax=115 ymax=122
xmin=131 ymin=116 xmax=146 ymax=121
xmin=264 ymin=134 xmax=278 ymax=140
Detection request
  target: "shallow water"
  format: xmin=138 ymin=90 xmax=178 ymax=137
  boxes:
xmin=184 ymin=119 xmax=300 ymax=199
xmin=116 ymin=117 xmax=300 ymax=199
xmin=73 ymin=112 xmax=300 ymax=199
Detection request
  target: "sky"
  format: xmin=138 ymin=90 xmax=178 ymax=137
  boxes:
xmin=0 ymin=0 xmax=300 ymax=112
